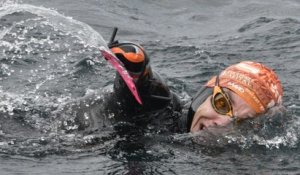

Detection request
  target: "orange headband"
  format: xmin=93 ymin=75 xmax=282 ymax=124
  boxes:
xmin=206 ymin=61 xmax=283 ymax=114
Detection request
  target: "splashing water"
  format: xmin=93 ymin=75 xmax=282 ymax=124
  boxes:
xmin=0 ymin=3 xmax=116 ymax=157
xmin=0 ymin=1 xmax=300 ymax=175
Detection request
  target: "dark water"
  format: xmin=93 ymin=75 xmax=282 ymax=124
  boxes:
xmin=0 ymin=0 xmax=300 ymax=174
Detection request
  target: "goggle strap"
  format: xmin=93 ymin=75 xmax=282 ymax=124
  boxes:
xmin=215 ymin=74 xmax=220 ymax=86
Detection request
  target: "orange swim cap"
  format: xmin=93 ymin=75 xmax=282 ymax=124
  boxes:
xmin=206 ymin=61 xmax=283 ymax=114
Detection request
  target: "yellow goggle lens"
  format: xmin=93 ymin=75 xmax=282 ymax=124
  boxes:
xmin=213 ymin=93 xmax=231 ymax=114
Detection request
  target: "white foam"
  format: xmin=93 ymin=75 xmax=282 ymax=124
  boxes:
xmin=0 ymin=4 xmax=107 ymax=48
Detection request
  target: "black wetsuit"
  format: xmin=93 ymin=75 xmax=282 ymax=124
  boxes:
xmin=105 ymin=71 xmax=184 ymax=134
xmin=63 ymin=69 xmax=185 ymax=135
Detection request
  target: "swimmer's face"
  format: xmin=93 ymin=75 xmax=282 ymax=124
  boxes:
xmin=190 ymin=88 xmax=257 ymax=133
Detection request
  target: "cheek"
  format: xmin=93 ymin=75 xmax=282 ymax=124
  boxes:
xmin=214 ymin=116 xmax=232 ymax=126
xmin=233 ymin=102 xmax=257 ymax=119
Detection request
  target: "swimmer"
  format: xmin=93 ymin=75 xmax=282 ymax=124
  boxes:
xmin=186 ymin=61 xmax=283 ymax=132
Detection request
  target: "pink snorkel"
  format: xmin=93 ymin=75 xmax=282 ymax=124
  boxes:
xmin=99 ymin=28 xmax=143 ymax=105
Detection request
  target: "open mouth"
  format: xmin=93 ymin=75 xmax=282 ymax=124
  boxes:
xmin=199 ymin=124 xmax=205 ymax=130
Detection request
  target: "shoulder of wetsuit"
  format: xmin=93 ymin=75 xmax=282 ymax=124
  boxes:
xmin=139 ymin=71 xmax=173 ymax=109
xmin=149 ymin=72 xmax=170 ymax=95
xmin=186 ymin=86 xmax=213 ymax=132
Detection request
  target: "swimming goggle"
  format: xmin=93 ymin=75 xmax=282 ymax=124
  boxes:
xmin=211 ymin=75 xmax=234 ymax=117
